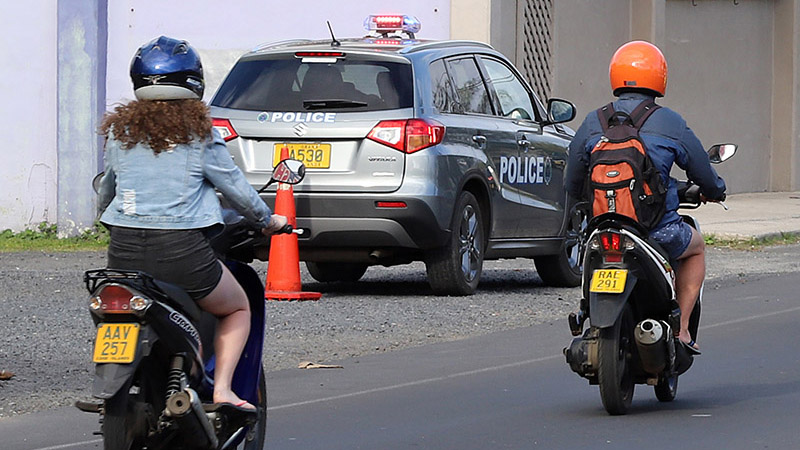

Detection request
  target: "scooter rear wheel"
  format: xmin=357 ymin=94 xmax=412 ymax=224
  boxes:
xmin=597 ymin=304 xmax=635 ymax=415
xmin=238 ymin=365 xmax=268 ymax=450
xmin=102 ymin=370 xmax=162 ymax=450
xmin=654 ymin=373 xmax=678 ymax=402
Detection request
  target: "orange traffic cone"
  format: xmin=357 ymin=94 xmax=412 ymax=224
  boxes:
xmin=264 ymin=146 xmax=321 ymax=301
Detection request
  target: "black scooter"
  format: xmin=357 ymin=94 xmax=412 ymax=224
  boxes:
xmin=564 ymin=144 xmax=737 ymax=415
xmin=77 ymin=159 xmax=306 ymax=449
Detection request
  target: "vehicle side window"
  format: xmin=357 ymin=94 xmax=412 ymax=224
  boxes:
xmin=481 ymin=58 xmax=535 ymax=121
xmin=445 ymin=57 xmax=493 ymax=115
xmin=429 ymin=59 xmax=456 ymax=113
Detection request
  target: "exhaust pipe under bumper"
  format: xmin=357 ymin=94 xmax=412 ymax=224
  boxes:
xmin=634 ymin=319 xmax=671 ymax=375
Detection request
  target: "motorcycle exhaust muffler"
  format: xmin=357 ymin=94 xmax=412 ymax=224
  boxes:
xmin=165 ymin=388 xmax=218 ymax=449
xmin=634 ymin=319 xmax=670 ymax=374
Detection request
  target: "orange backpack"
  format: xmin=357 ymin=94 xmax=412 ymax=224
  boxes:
xmin=588 ymin=100 xmax=666 ymax=229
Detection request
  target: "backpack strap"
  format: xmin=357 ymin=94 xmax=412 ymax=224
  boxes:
xmin=596 ymin=103 xmax=616 ymax=133
xmin=596 ymin=99 xmax=661 ymax=132
xmin=628 ymin=99 xmax=660 ymax=129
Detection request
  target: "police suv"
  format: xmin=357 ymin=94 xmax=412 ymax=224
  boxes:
xmin=210 ymin=15 xmax=583 ymax=295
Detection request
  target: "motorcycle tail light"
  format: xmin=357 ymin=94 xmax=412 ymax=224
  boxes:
xmin=89 ymin=284 xmax=152 ymax=316
xmin=598 ymin=232 xmax=627 ymax=263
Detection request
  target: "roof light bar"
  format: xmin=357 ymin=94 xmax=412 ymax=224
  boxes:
xmin=364 ymin=14 xmax=421 ymax=34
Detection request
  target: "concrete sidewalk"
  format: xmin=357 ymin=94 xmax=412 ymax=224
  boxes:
xmin=687 ymin=191 xmax=800 ymax=239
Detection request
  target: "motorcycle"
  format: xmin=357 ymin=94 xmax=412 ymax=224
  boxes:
xmin=76 ymin=158 xmax=306 ymax=449
xmin=563 ymin=144 xmax=737 ymax=415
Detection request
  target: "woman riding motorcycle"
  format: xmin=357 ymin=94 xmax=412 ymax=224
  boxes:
xmin=96 ymin=36 xmax=286 ymax=410
xmin=564 ymin=40 xmax=726 ymax=354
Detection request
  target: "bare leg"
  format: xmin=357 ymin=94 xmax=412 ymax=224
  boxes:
xmin=197 ymin=262 xmax=254 ymax=409
xmin=674 ymin=228 xmax=705 ymax=350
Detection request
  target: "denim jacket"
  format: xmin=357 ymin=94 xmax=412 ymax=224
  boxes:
xmin=98 ymin=128 xmax=272 ymax=230
xmin=565 ymin=92 xmax=726 ymax=229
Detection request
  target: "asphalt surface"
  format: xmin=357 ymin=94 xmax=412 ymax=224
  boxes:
xmin=1 ymin=268 xmax=798 ymax=449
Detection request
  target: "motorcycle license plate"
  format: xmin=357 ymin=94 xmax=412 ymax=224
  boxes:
xmin=93 ymin=323 xmax=139 ymax=363
xmin=273 ymin=143 xmax=331 ymax=169
xmin=589 ymin=269 xmax=628 ymax=293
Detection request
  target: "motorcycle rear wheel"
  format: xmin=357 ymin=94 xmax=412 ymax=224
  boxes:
xmin=102 ymin=375 xmax=160 ymax=450
xmin=654 ymin=373 xmax=678 ymax=402
xmin=238 ymin=366 xmax=268 ymax=450
xmin=597 ymin=304 xmax=635 ymax=415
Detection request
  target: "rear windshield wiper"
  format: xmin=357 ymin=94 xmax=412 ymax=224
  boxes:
xmin=303 ymin=99 xmax=368 ymax=110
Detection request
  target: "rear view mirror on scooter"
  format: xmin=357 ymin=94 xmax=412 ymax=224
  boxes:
xmin=707 ymin=144 xmax=737 ymax=164
xmin=258 ymin=158 xmax=306 ymax=193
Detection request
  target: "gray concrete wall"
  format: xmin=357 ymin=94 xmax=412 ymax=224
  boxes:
xmin=546 ymin=0 xmax=790 ymax=194
xmin=663 ymin=0 xmax=774 ymax=193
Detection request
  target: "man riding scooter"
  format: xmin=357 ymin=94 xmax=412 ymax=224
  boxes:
xmin=564 ymin=40 xmax=727 ymax=354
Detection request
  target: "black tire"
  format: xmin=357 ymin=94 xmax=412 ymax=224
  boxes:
xmin=597 ymin=304 xmax=635 ymax=415
xmin=239 ymin=366 xmax=268 ymax=450
xmin=534 ymin=203 xmax=587 ymax=287
xmin=306 ymin=261 xmax=368 ymax=282
xmin=102 ymin=370 xmax=161 ymax=450
xmin=654 ymin=373 xmax=678 ymax=402
xmin=425 ymin=191 xmax=484 ymax=296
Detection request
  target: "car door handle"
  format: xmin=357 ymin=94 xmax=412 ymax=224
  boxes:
xmin=517 ymin=139 xmax=531 ymax=150
xmin=472 ymin=135 xmax=487 ymax=147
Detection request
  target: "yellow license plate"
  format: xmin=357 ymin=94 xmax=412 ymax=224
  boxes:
xmin=93 ymin=323 xmax=139 ymax=363
xmin=589 ymin=269 xmax=628 ymax=293
xmin=273 ymin=143 xmax=331 ymax=169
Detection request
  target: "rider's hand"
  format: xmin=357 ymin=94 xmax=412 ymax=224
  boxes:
xmin=262 ymin=214 xmax=288 ymax=235
xmin=700 ymin=193 xmax=726 ymax=203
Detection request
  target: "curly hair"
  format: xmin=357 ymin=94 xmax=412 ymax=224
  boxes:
xmin=100 ymin=99 xmax=212 ymax=153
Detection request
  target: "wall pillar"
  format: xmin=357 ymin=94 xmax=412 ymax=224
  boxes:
xmin=630 ymin=0 xmax=665 ymax=47
xmin=57 ymin=0 xmax=107 ymax=236
xmin=771 ymin=0 xmax=800 ymax=191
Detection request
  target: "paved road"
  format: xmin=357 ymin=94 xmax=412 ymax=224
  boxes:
xmin=2 ymin=271 xmax=798 ymax=449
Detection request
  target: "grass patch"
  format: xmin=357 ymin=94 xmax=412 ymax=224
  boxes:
xmin=0 ymin=222 xmax=109 ymax=252
xmin=703 ymin=232 xmax=800 ymax=250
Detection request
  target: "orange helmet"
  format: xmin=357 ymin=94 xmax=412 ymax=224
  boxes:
xmin=609 ymin=40 xmax=667 ymax=97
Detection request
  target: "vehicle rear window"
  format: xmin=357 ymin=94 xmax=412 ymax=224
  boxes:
xmin=211 ymin=57 xmax=413 ymax=112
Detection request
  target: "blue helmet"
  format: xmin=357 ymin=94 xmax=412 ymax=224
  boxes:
xmin=130 ymin=36 xmax=204 ymax=100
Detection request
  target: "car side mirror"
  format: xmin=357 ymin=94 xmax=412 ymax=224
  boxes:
xmin=707 ymin=143 xmax=737 ymax=164
xmin=546 ymin=98 xmax=576 ymax=125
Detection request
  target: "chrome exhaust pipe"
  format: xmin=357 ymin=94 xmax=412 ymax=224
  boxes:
xmin=634 ymin=319 xmax=669 ymax=374
xmin=165 ymin=388 xmax=218 ymax=449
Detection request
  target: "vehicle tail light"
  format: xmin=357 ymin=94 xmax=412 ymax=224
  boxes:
xmin=89 ymin=284 xmax=152 ymax=315
xmin=294 ymin=51 xmax=345 ymax=58
xmin=367 ymin=119 xmax=445 ymax=154
xmin=212 ymin=118 xmax=238 ymax=142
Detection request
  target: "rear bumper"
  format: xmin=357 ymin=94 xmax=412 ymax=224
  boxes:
xmin=276 ymin=193 xmax=452 ymax=258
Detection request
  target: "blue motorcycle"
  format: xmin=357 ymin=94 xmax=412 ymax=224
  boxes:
xmin=77 ymin=159 xmax=306 ymax=449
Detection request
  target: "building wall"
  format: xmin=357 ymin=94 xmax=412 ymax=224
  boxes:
xmin=1 ymin=0 xmax=798 ymax=232
xmin=546 ymin=0 xmax=789 ymax=194
xmin=105 ymin=1 xmax=451 ymax=107
xmin=663 ymin=0 xmax=774 ymax=193
xmin=0 ymin=2 xmax=58 ymax=231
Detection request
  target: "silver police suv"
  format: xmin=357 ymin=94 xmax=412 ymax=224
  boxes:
xmin=210 ymin=15 xmax=584 ymax=295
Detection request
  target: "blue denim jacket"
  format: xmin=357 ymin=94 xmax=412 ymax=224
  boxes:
xmin=98 ymin=128 xmax=272 ymax=230
xmin=565 ymin=92 xmax=726 ymax=229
